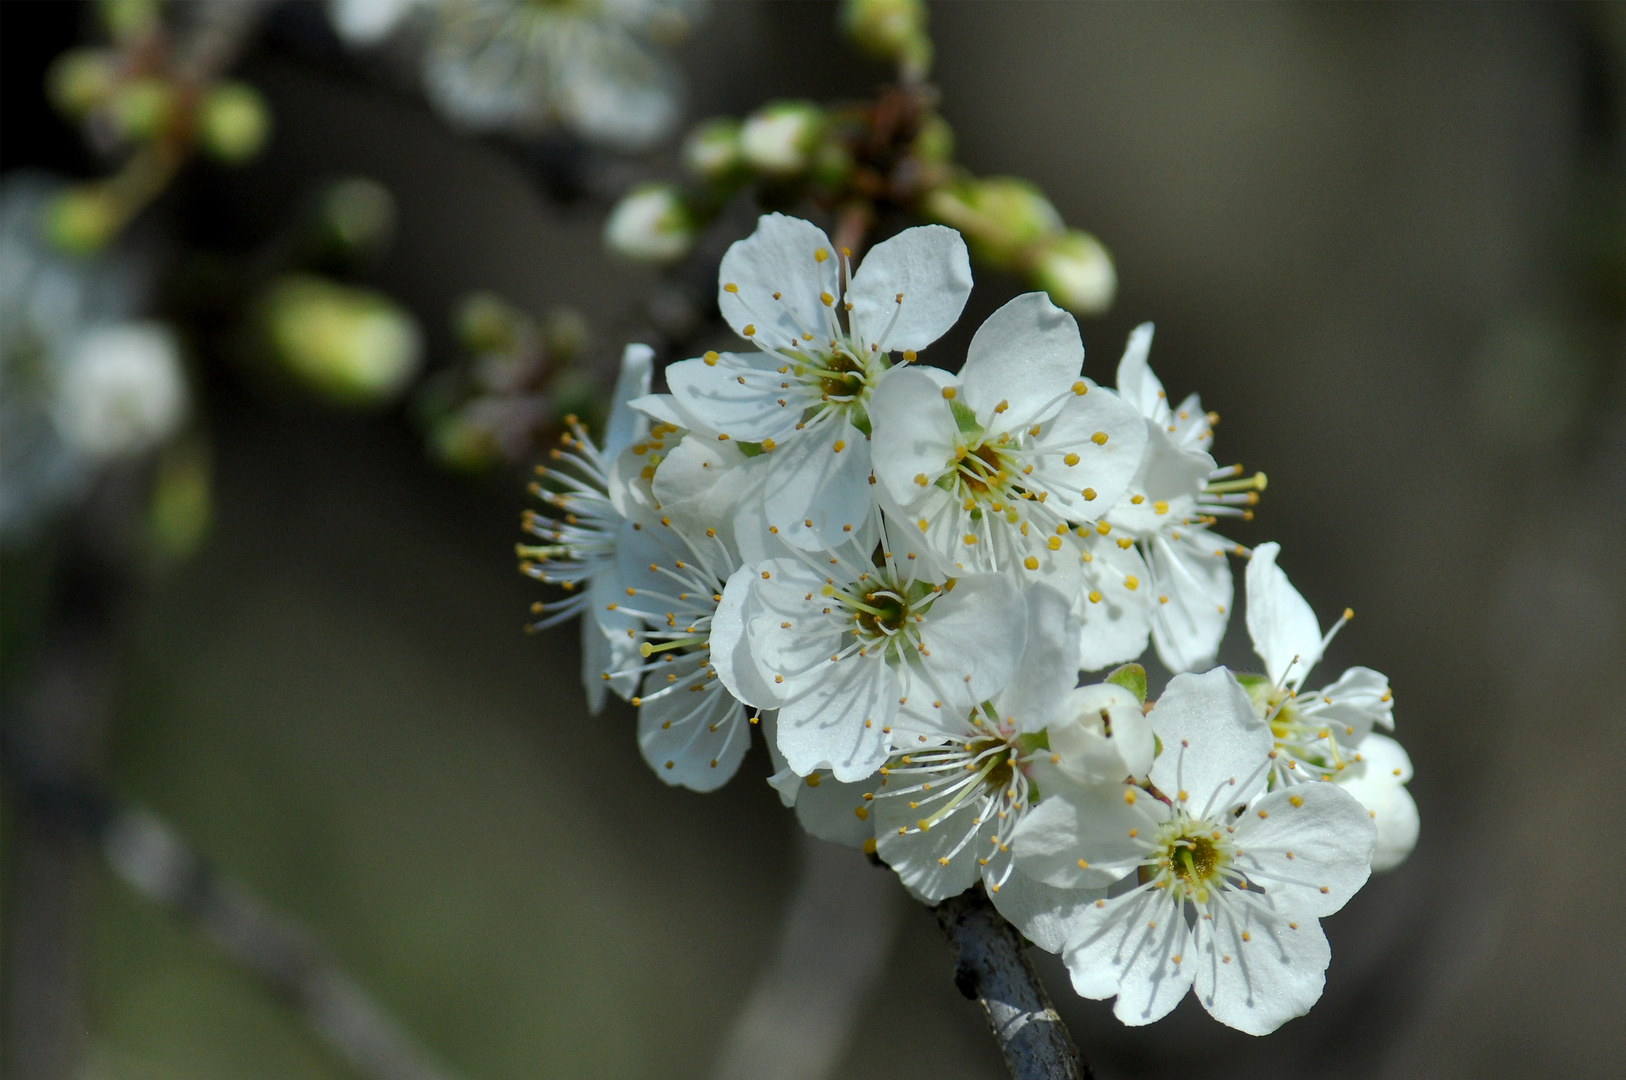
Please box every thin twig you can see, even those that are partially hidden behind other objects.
[933,888,1090,1080]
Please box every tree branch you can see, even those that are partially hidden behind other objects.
[933,888,1090,1080]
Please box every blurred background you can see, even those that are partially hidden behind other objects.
[3,3,1623,1079]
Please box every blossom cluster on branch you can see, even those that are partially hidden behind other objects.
[520,212,1419,1035]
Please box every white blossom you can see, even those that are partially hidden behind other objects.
[519,344,653,712]
[1106,323,1263,673]
[1015,668,1376,1034]
[414,0,702,151]
[870,292,1149,668]
[711,516,1024,782]
[662,213,972,549]
[1243,541,1417,871]
[51,322,187,458]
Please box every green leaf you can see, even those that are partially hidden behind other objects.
[736,440,765,458]
[1104,663,1147,704]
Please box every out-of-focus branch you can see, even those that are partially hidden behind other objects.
[933,889,1090,1080]
[6,767,469,1080]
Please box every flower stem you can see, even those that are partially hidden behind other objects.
[933,888,1090,1080]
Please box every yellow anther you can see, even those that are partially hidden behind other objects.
[1117,537,1133,549]
[1072,380,1088,395]
[1153,500,1169,515]
[1343,607,1354,621]
[820,291,834,306]
[703,351,719,365]
[994,399,1009,413]
[1064,453,1080,466]
[1123,788,1136,804]
[918,518,929,531]
[1082,487,1097,501]
[902,349,917,362]
[1023,556,1039,570]
[1077,859,1090,869]
[833,440,846,452]
[717,433,730,441]
[914,473,929,486]
[963,534,977,545]
[1091,431,1109,445]
[1088,590,1102,603]
[814,248,828,263]
[1289,795,1304,807]
[1096,521,1111,535]
[1124,576,1139,590]
[1046,536,1062,551]
[942,386,957,400]
[742,324,755,336]
[723,283,739,293]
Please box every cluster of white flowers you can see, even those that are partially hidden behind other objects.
[520,213,1418,1035]
[330,0,703,151]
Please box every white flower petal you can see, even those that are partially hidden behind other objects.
[1026,384,1148,520]
[1010,782,1156,890]
[759,420,874,549]
[1062,887,1193,1026]
[1114,321,1169,425]
[664,351,799,441]
[914,573,1027,712]
[1310,665,1395,732]
[1233,783,1375,918]
[1107,422,1212,537]
[868,367,960,508]
[775,654,900,781]
[1245,541,1324,687]
[637,662,751,792]
[1334,732,1418,872]
[1148,532,1232,674]
[650,433,764,541]
[791,770,877,849]
[1147,668,1271,813]
[1045,683,1155,784]
[717,213,839,351]
[710,566,780,709]
[992,583,1081,735]
[603,342,654,456]
[1191,899,1330,1036]
[874,796,984,902]
[987,871,1106,955]
[1076,537,1153,673]
[959,293,1083,429]
[846,225,972,353]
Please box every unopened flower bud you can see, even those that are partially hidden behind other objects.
[909,112,954,166]
[263,275,424,405]
[101,0,162,44]
[1031,230,1116,316]
[604,183,696,264]
[810,139,855,192]
[52,322,188,458]
[922,176,1062,266]
[198,82,271,164]
[317,177,396,259]
[740,101,824,176]
[44,185,120,254]
[682,117,744,182]
[108,76,174,143]
[456,292,534,357]
[47,49,118,118]
[840,0,932,76]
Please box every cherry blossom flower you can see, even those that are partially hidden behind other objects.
[1016,668,1376,1034]
[711,516,1024,782]
[1242,541,1417,871]
[1105,323,1265,672]
[662,213,972,549]
[518,343,653,711]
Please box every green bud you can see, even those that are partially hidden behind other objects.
[1104,663,1147,704]
[740,101,825,176]
[909,112,954,166]
[841,0,932,75]
[108,76,173,143]
[922,176,1062,266]
[455,292,535,357]
[317,177,396,258]
[147,439,212,562]
[100,0,161,44]
[603,183,696,264]
[810,139,855,191]
[262,275,424,405]
[428,411,502,472]
[44,185,120,254]
[682,117,744,182]
[1031,230,1117,317]
[198,82,271,163]
[47,49,118,118]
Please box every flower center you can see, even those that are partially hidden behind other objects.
[821,573,938,655]
[1142,815,1236,903]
